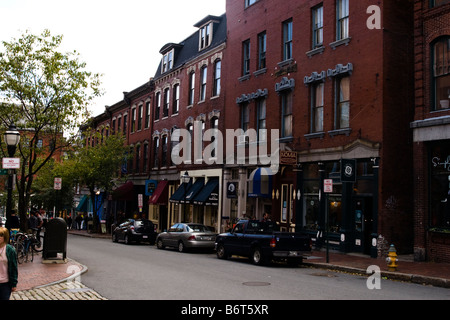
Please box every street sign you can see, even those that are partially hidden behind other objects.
[2,158,20,169]
[54,177,62,190]
[0,169,8,175]
[324,179,333,193]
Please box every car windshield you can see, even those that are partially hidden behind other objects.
[186,225,209,232]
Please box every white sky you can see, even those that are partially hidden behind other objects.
[0,0,226,116]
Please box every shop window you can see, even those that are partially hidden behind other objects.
[430,142,450,230]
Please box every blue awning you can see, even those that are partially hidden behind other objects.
[248,167,273,198]
[169,182,191,203]
[182,178,205,203]
[193,178,219,206]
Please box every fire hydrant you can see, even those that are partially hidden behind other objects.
[386,244,398,271]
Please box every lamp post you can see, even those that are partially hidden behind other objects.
[4,123,20,225]
[181,171,190,222]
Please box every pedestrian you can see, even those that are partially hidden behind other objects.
[5,210,20,231]
[0,227,18,300]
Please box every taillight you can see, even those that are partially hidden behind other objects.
[270,238,276,248]
[188,235,196,241]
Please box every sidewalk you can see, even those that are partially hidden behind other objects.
[12,229,450,299]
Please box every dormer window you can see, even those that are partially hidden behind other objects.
[199,23,212,50]
[162,49,174,73]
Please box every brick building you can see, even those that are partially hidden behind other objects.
[223,0,414,256]
[411,0,450,262]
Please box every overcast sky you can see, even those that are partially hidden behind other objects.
[0,0,226,116]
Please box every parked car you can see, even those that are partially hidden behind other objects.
[112,219,156,245]
[156,223,217,252]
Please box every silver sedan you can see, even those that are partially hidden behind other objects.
[156,223,217,252]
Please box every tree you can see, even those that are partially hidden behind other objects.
[0,29,102,230]
[65,132,130,232]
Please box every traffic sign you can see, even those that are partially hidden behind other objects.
[324,179,333,193]
[2,158,20,169]
[54,177,62,190]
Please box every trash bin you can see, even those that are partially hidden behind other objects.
[43,217,67,261]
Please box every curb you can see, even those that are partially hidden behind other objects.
[303,261,450,289]
[34,259,89,290]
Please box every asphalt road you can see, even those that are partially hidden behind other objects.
[67,234,450,301]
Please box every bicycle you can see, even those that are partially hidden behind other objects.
[15,232,33,264]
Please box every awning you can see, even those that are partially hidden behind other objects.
[169,182,191,203]
[148,180,169,205]
[112,181,134,201]
[193,178,219,206]
[248,167,273,198]
[183,178,205,203]
[76,195,89,212]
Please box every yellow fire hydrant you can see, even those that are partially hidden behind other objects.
[386,244,398,271]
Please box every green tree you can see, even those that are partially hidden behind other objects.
[0,29,102,230]
[66,132,129,232]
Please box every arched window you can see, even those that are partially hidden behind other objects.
[200,65,207,101]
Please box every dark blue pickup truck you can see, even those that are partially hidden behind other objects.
[215,220,311,266]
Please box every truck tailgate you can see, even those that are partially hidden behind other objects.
[273,232,311,251]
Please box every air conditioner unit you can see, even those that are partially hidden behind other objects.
[238,135,248,145]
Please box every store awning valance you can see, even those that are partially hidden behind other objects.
[148,180,169,205]
[193,178,219,206]
[169,182,191,203]
[248,167,273,198]
[182,178,204,203]
[112,181,134,201]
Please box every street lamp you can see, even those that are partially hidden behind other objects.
[181,171,190,222]
[4,123,20,226]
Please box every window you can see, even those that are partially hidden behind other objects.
[123,114,127,134]
[283,19,293,61]
[431,0,450,8]
[336,77,350,129]
[337,0,349,40]
[117,116,122,133]
[258,32,267,70]
[162,135,168,167]
[243,40,251,76]
[200,65,207,101]
[188,72,195,105]
[143,143,149,172]
[430,141,450,230]
[245,0,258,7]
[432,37,450,110]
[145,102,151,129]
[138,104,143,131]
[199,23,212,50]
[312,83,324,132]
[281,92,293,137]
[131,108,136,133]
[213,60,221,96]
[312,5,323,48]
[211,117,219,158]
[257,99,267,141]
[135,144,141,173]
[155,92,161,120]
[241,103,250,132]
[173,84,180,114]
[112,119,116,134]
[153,137,159,168]
[128,146,134,173]
[162,50,174,73]
[163,88,170,117]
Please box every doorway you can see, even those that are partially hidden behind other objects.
[353,197,373,254]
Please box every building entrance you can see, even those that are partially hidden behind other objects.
[353,197,373,254]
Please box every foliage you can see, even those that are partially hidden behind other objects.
[0,29,103,229]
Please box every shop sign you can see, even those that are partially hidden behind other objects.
[341,159,356,182]
[227,182,237,198]
[145,180,157,196]
[280,151,298,166]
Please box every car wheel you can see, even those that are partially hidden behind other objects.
[178,241,186,253]
[216,244,228,260]
[251,247,265,265]
[124,234,130,245]
[112,233,118,243]
[156,238,165,249]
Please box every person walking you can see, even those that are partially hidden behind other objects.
[0,227,18,300]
